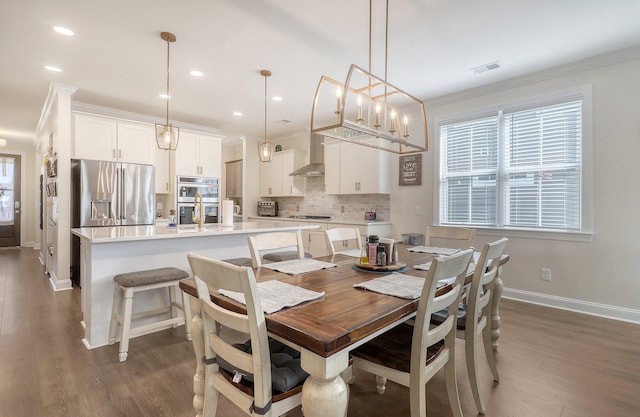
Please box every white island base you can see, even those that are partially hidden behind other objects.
[72,222,318,349]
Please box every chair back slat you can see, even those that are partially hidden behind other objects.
[324,227,362,255]
[426,226,475,249]
[248,230,305,267]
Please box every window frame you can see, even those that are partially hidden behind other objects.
[434,86,594,242]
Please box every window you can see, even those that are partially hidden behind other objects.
[439,99,583,232]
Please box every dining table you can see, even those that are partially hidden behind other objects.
[179,244,509,417]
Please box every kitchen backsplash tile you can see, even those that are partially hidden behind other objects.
[273,176,390,221]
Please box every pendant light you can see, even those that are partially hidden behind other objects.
[310,0,428,154]
[155,31,180,150]
[258,69,274,162]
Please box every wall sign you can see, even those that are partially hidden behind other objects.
[399,154,422,186]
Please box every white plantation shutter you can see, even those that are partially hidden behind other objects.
[440,116,498,225]
[502,101,581,229]
[439,99,582,231]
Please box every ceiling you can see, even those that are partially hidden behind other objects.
[2,0,640,147]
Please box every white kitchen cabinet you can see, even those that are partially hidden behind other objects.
[156,148,171,194]
[260,149,306,197]
[309,230,330,257]
[324,139,391,194]
[174,131,222,178]
[72,113,155,165]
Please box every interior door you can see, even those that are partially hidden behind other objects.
[0,154,21,247]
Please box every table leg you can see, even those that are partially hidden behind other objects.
[300,349,349,417]
[490,266,504,351]
[188,298,205,417]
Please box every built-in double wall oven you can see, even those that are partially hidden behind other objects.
[176,176,220,225]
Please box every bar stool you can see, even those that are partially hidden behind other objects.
[108,267,191,362]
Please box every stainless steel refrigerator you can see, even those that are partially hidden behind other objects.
[71,159,155,285]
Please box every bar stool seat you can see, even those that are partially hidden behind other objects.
[108,267,191,362]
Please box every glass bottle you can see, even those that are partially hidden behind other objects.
[168,209,177,228]
[359,236,369,264]
[368,235,379,265]
[376,246,386,266]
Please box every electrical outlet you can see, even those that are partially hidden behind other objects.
[296,205,300,212]
[541,268,551,281]
[341,206,344,213]
[415,205,422,216]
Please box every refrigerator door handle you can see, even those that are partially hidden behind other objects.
[117,166,125,224]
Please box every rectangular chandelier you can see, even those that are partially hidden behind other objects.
[311,64,428,155]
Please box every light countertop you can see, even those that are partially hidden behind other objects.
[71,221,319,243]
[247,216,391,226]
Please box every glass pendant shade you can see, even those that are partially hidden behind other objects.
[155,123,180,150]
[259,140,273,162]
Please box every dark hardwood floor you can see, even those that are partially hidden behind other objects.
[1,247,639,416]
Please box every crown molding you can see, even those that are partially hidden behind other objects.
[71,102,224,138]
[425,45,640,108]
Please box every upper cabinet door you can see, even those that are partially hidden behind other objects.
[174,131,200,176]
[73,113,156,165]
[73,113,117,161]
[116,121,156,165]
[198,135,222,178]
[174,131,222,178]
[324,141,341,194]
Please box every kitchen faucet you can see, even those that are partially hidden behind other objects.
[193,191,204,229]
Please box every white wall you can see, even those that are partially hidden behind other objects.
[389,55,640,320]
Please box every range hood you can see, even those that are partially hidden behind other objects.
[289,133,324,177]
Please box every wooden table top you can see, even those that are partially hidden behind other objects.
[179,245,509,358]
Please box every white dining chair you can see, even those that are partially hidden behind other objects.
[324,227,362,255]
[247,230,306,268]
[431,236,508,414]
[351,248,474,417]
[425,225,476,249]
[187,254,308,417]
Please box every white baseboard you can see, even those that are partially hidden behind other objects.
[48,271,73,291]
[503,288,640,325]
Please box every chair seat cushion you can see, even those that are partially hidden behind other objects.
[351,323,444,373]
[221,257,254,267]
[431,303,480,330]
[114,267,189,287]
[262,251,312,263]
[216,338,308,393]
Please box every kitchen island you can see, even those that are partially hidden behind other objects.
[71,222,319,349]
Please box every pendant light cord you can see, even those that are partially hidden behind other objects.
[264,73,267,143]
[166,37,170,125]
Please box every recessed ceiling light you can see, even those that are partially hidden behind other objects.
[190,70,204,77]
[53,26,74,36]
[271,96,283,102]
[159,93,170,99]
[233,112,243,116]
[44,65,62,72]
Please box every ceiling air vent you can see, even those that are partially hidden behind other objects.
[471,61,502,74]
[276,119,292,125]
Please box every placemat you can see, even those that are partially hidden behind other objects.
[262,258,337,275]
[407,246,461,255]
[219,280,325,314]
